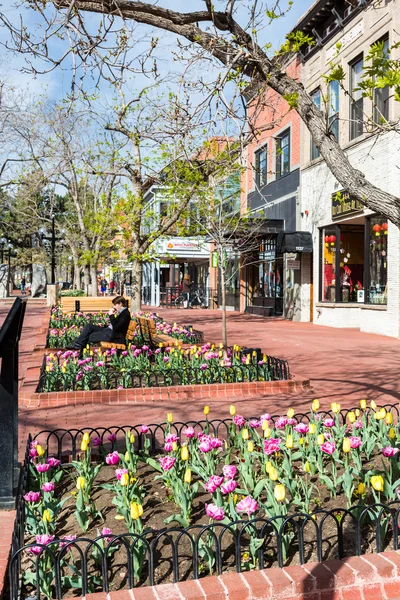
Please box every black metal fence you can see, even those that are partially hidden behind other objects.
[36,355,290,393]
[159,287,219,309]
[10,404,400,599]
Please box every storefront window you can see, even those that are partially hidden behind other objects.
[255,239,283,297]
[368,217,388,304]
[339,225,364,302]
[321,227,337,302]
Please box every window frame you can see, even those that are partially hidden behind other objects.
[373,36,389,124]
[275,129,291,179]
[254,144,268,188]
[350,54,364,140]
[328,80,340,141]
[311,89,321,160]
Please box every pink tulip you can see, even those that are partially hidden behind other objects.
[107,433,117,443]
[236,496,258,516]
[349,436,362,449]
[165,433,179,443]
[105,451,120,465]
[46,457,61,468]
[382,446,399,458]
[36,463,51,473]
[353,420,363,429]
[60,535,77,548]
[183,427,195,439]
[211,438,223,449]
[141,425,149,434]
[260,413,271,423]
[324,419,335,428]
[101,527,113,543]
[205,503,225,521]
[294,423,309,434]
[24,491,41,503]
[41,482,55,493]
[205,475,224,493]
[92,437,102,447]
[115,468,129,480]
[29,448,38,458]
[233,415,246,427]
[159,456,176,471]
[287,418,296,426]
[223,465,237,479]
[263,438,281,455]
[164,442,173,452]
[249,419,261,429]
[320,441,336,455]
[275,417,288,429]
[30,533,55,555]
[221,480,237,494]
[199,439,213,453]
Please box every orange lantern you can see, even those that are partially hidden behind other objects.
[372,224,381,237]
[381,222,388,235]
[329,235,336,247]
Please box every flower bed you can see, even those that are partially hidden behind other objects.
[37,345,288,392]
[47,306,202,348]
[11,401,400,599]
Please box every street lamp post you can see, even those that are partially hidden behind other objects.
[38,216,65,284]
[0,238,7,264]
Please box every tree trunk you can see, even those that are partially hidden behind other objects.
[130,259,143,313]
[90,265,98,296]
[83,265,90,296]
[219,258,228,349]
[73,260,80,290]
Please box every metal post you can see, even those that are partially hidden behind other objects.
[51,216,56,285]
[0,246,3,264]
[0,298,27,507]
[7,250,11,297]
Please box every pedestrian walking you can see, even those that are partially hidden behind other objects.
[20,277,26,295]
[100,278,108,296]
[181,274,193,309]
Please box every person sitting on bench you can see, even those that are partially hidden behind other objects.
[66,296,131,350]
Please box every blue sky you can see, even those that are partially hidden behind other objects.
[1,0,313,101]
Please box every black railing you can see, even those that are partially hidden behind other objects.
[159,287,219,309]
[9,405,400,599]
[0,297,26,508]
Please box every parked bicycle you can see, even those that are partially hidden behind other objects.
[174,288,205,308]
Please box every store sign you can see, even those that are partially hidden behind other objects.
[154,237,210,258]
[331,191,364,220]
[287,260,300,270]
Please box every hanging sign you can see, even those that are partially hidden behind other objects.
[332,191,364,220]
[212,252,218,268]
[287,260,300,270]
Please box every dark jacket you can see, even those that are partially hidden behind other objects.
[182,280,192,293]
[109,308,131,342]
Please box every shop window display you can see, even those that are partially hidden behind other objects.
[322,227,337,302]
[339,225,364,302]
[368,217,388,304]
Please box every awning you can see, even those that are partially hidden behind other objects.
[277,231,313,253]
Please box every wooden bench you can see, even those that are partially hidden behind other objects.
[100,320,137,351]
[137,316,182,348]
[61,297,117,314]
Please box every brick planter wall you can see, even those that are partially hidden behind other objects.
[72,553,400,600]
[20,374,311,409]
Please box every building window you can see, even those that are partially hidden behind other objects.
[374,37,389,123]
[319,217,388,305]
[311,89,321,159]
[254,145,267,188]
[350,56,364,140]
[328,80,339,141]
[275,129,290,178]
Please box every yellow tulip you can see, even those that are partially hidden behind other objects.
[265,461,273,474]
[262,420,269,431]
[269,467,278,481]
[219,343,223,349]
[274,484,286,502]
[317,434,325,445]
[76,476,85,490]
[125,451,130,462]
[120,473,129,486]
[167,412,173,423]
[184,468,192,484]
[45,366,51,373]
[347,412,356,424]
[61,366,66,374]
[263,354,267,362]
[159,342,163,348]
[230,405,236,416]
[309,423,316,434]
[386,412,393,425]
[129,432,135,444]
[80,440,88,452]
[355,409,360,417]
[246,355,250,365]
[360,399,367,410]
[286,434,293,449]
[203,405,210,416]
[357,482,365,495]
[372,400,378,410]
[181,446,189,461]
[172,442,178,452]
[287,408,294,418]
[389,428,396,440]
[83,432,90,444]
[375,408,386,421]
[264,427,271,438]
[370,475,384,492]
[247,441,254,453]
[304,461,311,473]
[218,350,223,358]
[242,428,249,440]
[130,502,143,520]
[331,402,341,414]
[312,399,320,412]
[342,438,351,453]
[43,509,52,523]
[36,444,45,457]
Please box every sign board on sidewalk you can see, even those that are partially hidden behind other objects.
[287,260,300,270]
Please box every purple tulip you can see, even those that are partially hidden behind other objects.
[24,491,41,503]
[205,475,224,493]
[205,503,225,521]
[46,457,61,468]
[200,364,208,371]
[96,361,105,367]
[92,437,102,447]
[222,465,237,479]
[163,357,169,363]
[233,415,246,427]
[236,496,258,516]
[320,441,336,455]
[30,534,55,555]
[263,438,281,455]
[101,527,113,543]
[107,433,117,443]
[221,479,237,495]
[59,534,77,548]
[41,482,55,493]
[287,418,296,426]
[353,420,363,429]
[275,417,288,429]
[105,451,120,465]
[159,456,176,471]
[249,419,261,429]
[36,463,51,473]
[382,446,399,458]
